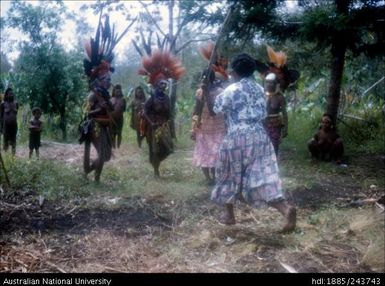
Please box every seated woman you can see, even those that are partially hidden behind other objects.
[308,113,344,164]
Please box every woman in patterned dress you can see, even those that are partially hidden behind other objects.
[209,53,296,232]
[192,69,226,185]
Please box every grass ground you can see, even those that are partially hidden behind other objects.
[0,117,384,273]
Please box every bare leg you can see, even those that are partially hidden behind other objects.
[202,167,211,181]
[112,134,116,149]
[117,132,122,149]
[94,160,103,183]
[210,167,215,179]
[36,149,39,160]
[3,139,9,152]
[210,167,215,184]
[29,149,33,159]
[331,138,344,163]
[153,160,160,178]
[137,131,142,148]
[269,200,296,232]
[219,203,236,225]
[83,142,93,175]
[308,139,319,162]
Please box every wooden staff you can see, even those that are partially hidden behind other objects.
[196,6,234,126]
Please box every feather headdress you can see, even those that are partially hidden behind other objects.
[199,42,229,80]
[84,11,135,86]
[266,46,287,68]
[138,50,185,86]
[254,45,300,92]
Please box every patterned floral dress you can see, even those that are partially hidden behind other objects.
[192,86,226,168]
[211,77,284,208]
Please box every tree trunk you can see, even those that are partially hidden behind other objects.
[59,106,67,141]
[325,0,350,125]
[168,0,177,139]
[326,40,347,125]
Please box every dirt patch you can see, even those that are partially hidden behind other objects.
[284,152,385,209]
[1,190,172,238]
[288,180,363,209]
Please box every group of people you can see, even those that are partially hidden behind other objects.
[189,45,344,232]
[1,15,345,234]
[0,87,43,159]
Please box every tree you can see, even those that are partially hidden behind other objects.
[0,52,12,75]
[4,1,87,140]
[196,0,385,124]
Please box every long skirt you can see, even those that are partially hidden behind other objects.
[192,131,225,168]
[211,130,284,208]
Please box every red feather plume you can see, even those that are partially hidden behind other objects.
[138,50,185,85]
[199,42,229,80]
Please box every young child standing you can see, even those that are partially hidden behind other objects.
[29,107,43,159]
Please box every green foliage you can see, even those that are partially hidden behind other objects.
[339,100,385,154]
[0,52,12,75]
[1,154,89,200]
[4,1,88,140]
[283,108,323,157]
[7,1,66,46]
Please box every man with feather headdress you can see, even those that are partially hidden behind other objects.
[138,50,185,178]
[80,13,133,182]
[255,46,300,156]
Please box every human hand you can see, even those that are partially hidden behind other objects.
[196,88,203,100]
[190,131,196,141]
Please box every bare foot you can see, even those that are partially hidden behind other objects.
[218,211,236,225]
[281,206,296,233]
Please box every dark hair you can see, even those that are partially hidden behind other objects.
[322,113,333,121]
[32,107,42,115]
[201,68,215,84]
[320,113,336,131]
[4,88,13,96]
[112,84,122,97]
[231,53,257,78]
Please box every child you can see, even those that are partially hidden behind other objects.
[29,107,43,159]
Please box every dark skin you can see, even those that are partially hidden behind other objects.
[130,87,146,148]
[143,81,171,178]
[110,85,126,149]
[0,89,18,155]
[29,110,42,159]
[264,76,288,155]
[84,75,113,183]
[308,115,344,163]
